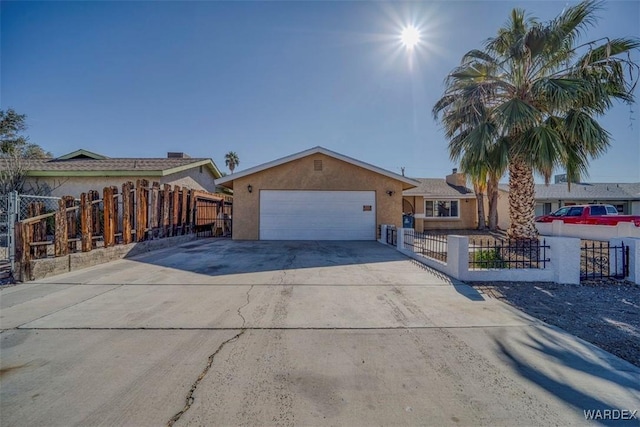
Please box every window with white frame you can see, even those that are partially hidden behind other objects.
[424,200,459,218]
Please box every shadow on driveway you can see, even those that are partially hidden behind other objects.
[125,239,430,278]
[494,326,640,426]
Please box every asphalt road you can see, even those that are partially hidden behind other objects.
[1,240,639,426]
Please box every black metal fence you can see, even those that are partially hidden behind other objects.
[469,238,549,269]
[386,226,397,246]
[402,229,448,262]
[580,241,629,280]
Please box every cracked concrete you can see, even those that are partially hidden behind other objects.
[1,240,639,426]
[166,285,256,425]
[167,329,246,427]
[236,285,254,327]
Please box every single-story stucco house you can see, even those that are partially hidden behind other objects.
[214,146,418,240]
[402,170,478,232]
[6,149,223,197]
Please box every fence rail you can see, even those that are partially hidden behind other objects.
[468,238,549,270]
[402,229,448,262]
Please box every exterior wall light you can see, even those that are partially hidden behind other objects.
[247,184,253,193]
[386,190,395,196]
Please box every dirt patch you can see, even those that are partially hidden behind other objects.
[471,280,640,367]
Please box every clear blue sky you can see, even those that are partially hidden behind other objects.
[2,0,639,182]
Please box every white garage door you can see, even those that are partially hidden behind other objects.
[260,190,376,240]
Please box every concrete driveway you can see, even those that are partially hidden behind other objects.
[1,240,639,426]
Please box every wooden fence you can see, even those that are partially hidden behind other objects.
[16,181,231,275]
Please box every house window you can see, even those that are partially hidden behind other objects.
[425,200,459,218]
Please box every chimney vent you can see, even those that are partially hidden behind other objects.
[452,168,458,174]
[167,152,190,159]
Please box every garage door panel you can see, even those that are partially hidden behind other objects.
[260,191,375,240]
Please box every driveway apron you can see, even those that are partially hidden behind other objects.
[1,240,638,426]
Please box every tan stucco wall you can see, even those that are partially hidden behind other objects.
[403,196,477,232]
[231,153,404,240]
[24,167,217,198]
[496,190,510,230]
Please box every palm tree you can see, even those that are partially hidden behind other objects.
[439,84,508,232]
[224,151,239,174]
[460,152,507,231]
[433,0,639,240]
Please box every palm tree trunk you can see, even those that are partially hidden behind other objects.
[474,184,487,229]
[507,156,538,240]
[487,174,499,231]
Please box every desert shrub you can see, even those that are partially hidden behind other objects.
[473,249,506,269]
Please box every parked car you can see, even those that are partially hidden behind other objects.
[535,204,640,226]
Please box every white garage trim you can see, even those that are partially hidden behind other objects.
[260,190,376,240]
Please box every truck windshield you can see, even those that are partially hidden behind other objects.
[552,207,570,216]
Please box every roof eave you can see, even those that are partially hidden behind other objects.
[23,159,222,178]
[26,170,164,177]
[215,146,418,188]
[56,149,108,160]
[402,192,476,199]
[162,159,222,178]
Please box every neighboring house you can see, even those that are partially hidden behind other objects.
[534,182,640,215]
[402,170,477,232]
[7,149,223,197]
[215,146,418,240]
[498,182,640,217]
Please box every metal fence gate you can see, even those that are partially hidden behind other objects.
[580,241,629,280]
[0,192,62,276]
[0,193,13,275]
[386,226,397,246]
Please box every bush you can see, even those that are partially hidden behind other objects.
[473,249,506,269]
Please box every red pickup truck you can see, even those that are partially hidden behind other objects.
[535,204,640,226]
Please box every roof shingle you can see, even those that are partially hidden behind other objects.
[402,178,474,197]
[498,182,640,200]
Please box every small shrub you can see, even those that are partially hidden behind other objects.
[473,249,506,269]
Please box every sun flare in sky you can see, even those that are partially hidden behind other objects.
[400,25,420,50]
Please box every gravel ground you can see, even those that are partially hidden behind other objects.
[471,280,640,367]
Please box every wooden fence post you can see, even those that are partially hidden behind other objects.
[136,179,149,242]
[89,190,100,246]
[63,196,76,253]
[181,187,188,235]
[30,202,47,258]
[103,186,115,247]
[172,185,180,236]
[54,198,69,257]
[20,222,32,281]
[162,184,171,237]
[150,182,160,239]
[80,192,92,252]
[112,187,119,243]
[122,182,133,244]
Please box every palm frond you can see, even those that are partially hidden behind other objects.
[494,99,542,134]
[563,110,611,157]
